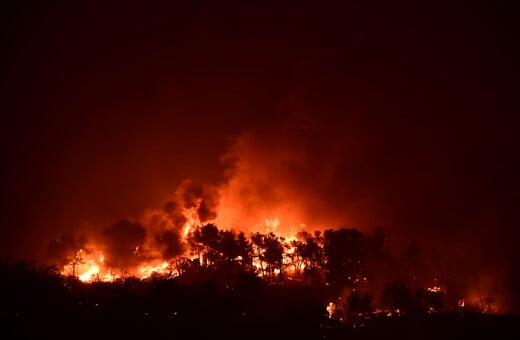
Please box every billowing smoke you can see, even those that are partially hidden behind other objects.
[140,208,185,261]
[212,52,514,256]
[212,55,404,236]
[175,179,220,223]
[217,129,301,232]
[208,55,517,311]
[38,54,515,311]
[163,200,188,229]
[68,179,220,270]
[157,230,184,259]
[215,116,367,236]
[101,219,147,268]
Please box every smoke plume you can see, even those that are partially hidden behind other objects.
[101,219,147,268]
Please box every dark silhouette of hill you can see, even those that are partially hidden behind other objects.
[1,259,518,340]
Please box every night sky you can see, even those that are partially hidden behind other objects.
[1,0,517,275]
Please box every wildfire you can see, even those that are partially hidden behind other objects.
[138,262,170,279]
[182,200,202,237]
[51,202,504,317]
[59,210,312,283]
[57,200,211,282]
[61,249,106,282]
[63,250,176,283]
[264,218,280,232]
[78,262,99,282]
[462,291,500,314]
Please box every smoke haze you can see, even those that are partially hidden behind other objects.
[1,0,517,311]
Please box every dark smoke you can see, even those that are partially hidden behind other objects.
[175,179,219,223]
[211,50,517,311]
[155,230,184,259]
[101,219,146,268]
[163,200,188,230]
[141,208,185,260]
[145,179,220,259]
[46,234,88,267]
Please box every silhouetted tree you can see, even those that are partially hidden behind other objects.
[381,281,412,311]
[189,223,219,267]
[251,232,266,276]
[47,234,89,275]
[412,287,445,312]
[402,241,422,292]
[323,228,367,286]
[365,228,390,276]
[236,231,254,271]
[251,232,284,283]
[217,230,239,262]
[216,229,239,287]
[289,238,304,278]
[294,231,325,284]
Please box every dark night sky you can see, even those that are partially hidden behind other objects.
[0,1,517,264]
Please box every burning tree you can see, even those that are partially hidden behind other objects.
[188,223,220,268]
[42,221,502,316]
[292,231,325,285]
[251,232,284,283]
[323,228,367,287]
[46,234,91,277]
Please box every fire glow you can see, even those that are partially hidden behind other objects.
[61,214,302,283]
[52,212,502,315]
[47,177,505,315]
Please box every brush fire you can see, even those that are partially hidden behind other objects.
[45,180,503,317]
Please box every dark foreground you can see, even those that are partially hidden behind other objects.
[6,305,518,340]
[324,313,518,340]
[1,268,518,339]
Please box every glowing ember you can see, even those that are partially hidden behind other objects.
[326,302,336,318]
[427,286,443,293]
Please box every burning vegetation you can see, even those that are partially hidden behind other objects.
[2,159,516,339]
[3,123,515,337]
[3,208,514,339]
[40,183,504,318]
